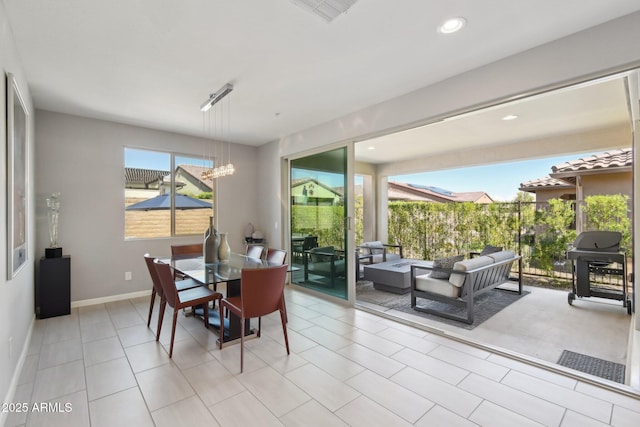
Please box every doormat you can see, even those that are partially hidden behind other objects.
[557,350,625,383]
[356,281,528,330]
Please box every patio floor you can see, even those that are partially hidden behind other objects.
[356,282,632,384]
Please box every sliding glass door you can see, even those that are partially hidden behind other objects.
[289,147,349,299]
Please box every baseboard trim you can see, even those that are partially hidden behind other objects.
[71,289,152,308]
[1,315,35,427]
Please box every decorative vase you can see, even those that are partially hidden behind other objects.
[244,222,255,242]
[218,233,231,262]
[45,192,62,258]
[46,192,61,248]
[203,216,219,263]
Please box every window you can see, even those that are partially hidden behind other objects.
[124,148,214,239]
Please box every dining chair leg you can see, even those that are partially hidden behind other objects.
[156,299,166,341]
[218,304,225,349]
[257,317,261,337]
[240,315,245,373]
[147,289,156,327]
[202,301,209,328]
[282,293,288,323]
[169,310,178,358]
[280,307,290,355]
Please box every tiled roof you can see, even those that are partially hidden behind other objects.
[551,148,632,174]
[124,168,169,186]
[177,164,214,189]
[519,176,573,192]
[388,182,492,203]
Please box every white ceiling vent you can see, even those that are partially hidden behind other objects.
[290,0,359,22]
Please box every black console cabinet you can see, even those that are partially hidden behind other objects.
[36,256,71,319]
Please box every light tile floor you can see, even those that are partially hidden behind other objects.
[6,287,640,427]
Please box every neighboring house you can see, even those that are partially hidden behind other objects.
[124,167,169,190]
[292,178,343,205]
[125,165,213,201]
[519,148,632,202]
[519,148,632,230]
[388,182,494,204]
[175,164,214,194]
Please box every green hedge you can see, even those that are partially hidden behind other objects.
[388,195,630,276]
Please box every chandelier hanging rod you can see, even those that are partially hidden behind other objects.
[200,83,233,112]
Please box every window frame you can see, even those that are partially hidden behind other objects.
[124,146,215,240]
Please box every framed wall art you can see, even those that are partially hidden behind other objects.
[6,72,29,279]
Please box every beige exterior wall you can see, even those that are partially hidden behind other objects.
[581,172,632,198]
[533,188,574,203]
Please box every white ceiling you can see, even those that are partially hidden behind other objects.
[5,0,640,157]
[355,75,633,164]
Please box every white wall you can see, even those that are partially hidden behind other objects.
[0,1,37,419]
[34,110,258,302]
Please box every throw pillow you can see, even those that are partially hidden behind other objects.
[429,255,464,279]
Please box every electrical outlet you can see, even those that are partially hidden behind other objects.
[125,272,132,281]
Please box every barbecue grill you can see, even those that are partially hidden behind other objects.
[566,231,632,314]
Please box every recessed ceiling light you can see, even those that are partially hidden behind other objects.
[438,17,466,34]
[502,114,519,121]
[367,146,376,150]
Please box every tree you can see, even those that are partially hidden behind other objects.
[532,198,576,276]
[583,194,631,254]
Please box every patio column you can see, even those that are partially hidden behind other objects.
[575,175,584,233]
[377,177,389,243]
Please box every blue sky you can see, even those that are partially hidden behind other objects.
[125,148,212,169]
[129,146,596,201]
[390,153,591,201]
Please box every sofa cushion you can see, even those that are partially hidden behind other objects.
[361,241,384,255]
[429,255,464,279]
[487,250,515,263]
[449,256,494,287]
[415,274,460,298]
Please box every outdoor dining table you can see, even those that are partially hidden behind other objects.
[164,252,277,343]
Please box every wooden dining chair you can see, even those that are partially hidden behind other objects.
[218,264,289,372]
[153,259,222,358]
[143,254,200,332]
[245,244,264,260]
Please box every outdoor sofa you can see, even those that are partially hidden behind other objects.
[303,246,346,287]
[410,250,521,324]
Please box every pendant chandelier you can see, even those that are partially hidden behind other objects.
[200,83,235,180]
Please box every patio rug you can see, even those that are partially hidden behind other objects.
[557,350,625,383]
[356,281,528,330]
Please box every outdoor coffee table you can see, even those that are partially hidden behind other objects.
[363,259,433,294]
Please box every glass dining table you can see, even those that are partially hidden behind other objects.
[164,252,278,343]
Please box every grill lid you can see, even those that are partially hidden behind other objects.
[572,231,621,252]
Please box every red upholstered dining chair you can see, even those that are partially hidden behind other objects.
[265,248,288,322]
[218,264,289,372]
[153,259,222,358]
[245,244,264,260]
[171,243,203,279]
[143,254,200,332]
[266,248,287,265]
